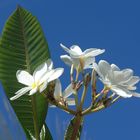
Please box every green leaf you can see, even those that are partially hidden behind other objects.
[27,123,53,140]
[40,123,53,140]
[0,6,52,139]
[64,116,83,140]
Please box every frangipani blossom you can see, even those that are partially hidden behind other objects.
[93,60,140,98]
[10,59,64,100]
[53,79,75,106]
[60,43,105,71]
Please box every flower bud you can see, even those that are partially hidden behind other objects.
[84,73,91,86]
[103,97,112,107]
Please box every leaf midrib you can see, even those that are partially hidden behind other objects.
[17,7,40,140]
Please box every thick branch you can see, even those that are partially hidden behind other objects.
[70,115,83,140]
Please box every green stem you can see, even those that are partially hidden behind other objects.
[91,70,96,102]
[74,70,79,109]
[74,91,79,109]
[81,105,92,116]
[75,70,79,82]
[82,104,104,116]
[82,95,121,116]
[81,91,103,116]
[50,100,76,115]
[112,96,121,103]
[42,93,76,115]
[79,86,88,110]
[95,93,102,98]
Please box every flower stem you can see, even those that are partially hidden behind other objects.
[74,70,80,109]
[79,86,88,110]
[111,96,121,103]
[82,95,121,116]
[74,91,79,109]
[81,105,92,116]
[91,70,96,102]
[42,93,76,115]
[76,71,79,82]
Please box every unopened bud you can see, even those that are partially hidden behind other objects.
[84,73,91,86]
[91,69,96,85]
[72,81,77,90]
[76,81,83,91]
[103,97,112,107]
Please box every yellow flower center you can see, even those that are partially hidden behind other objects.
[31,81,40,89]
[32,83,37,89]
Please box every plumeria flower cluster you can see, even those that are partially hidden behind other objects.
[10,43,140,116]
[60,44,140,98]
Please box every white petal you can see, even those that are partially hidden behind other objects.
[92,63,104,78]
[66,98,75,106]
[39,70,55,84]
[54,79,62,99]
[16,70,34,86]
[122,69,133,79]
[132,92,140,97]
[63,84,74,98]
[39,81,48,93]
[98,60,111,78]
[29,87,38,95]
[70,45,83,55]
[46,59,53,70]
[84,57,95,69]
[84,49,105,57]
[100,78,111,86]
[60,55,72,66]
[113,71,125,83]
[111,64,120,71]
[49,104,56,107]
[111,86,132,98]
[48,68,64,82]
[84,48,98,54]
[114,69,133,84]
[85,65,94,69]
[124,76,140,86]
[127,86,137,90]
[60,43,70,54]
[33,62,48,83]
[71,57,80,67]
[106,70,116,84]
[10,87,31,100]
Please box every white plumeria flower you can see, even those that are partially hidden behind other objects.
[93,60,140,98]
[60,43,105,71]
[10,59,64,100]
[53,79,75,106]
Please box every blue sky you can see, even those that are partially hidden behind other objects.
[0,0,140,140]
[0,84,26,140]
